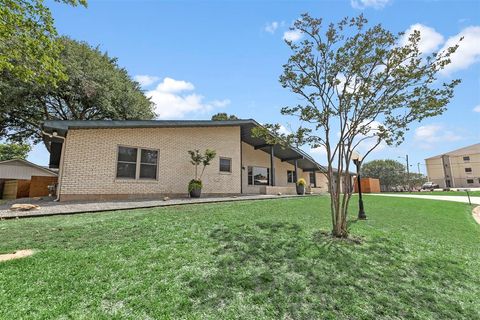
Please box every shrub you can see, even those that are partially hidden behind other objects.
[188,179,202,192]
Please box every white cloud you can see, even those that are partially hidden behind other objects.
[278,125,291,135]
[211,99,231,108]
[265,21,279,34]
[146,77,230,119]
[283,29,303,42]
[351,0,391,9]
[440,26,480,75]
[473,105,480,112]
[156,77,195,93]
[414,124,462,148]
[134,75,160,87]
[310,146,327,155]
[401,24,444,54]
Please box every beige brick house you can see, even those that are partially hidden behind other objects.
[425,143,480,188]
[42,119,335,201]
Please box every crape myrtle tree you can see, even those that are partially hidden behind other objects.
[1,37,155,149]
[254,14,460,238]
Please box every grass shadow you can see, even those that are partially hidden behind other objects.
[183,222,479,319]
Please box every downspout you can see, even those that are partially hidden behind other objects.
[42,131,65,202]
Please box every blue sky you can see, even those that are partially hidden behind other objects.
[29,0,480,174]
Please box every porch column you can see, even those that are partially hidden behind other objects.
[270,146,275,186]
[294,160,298,183]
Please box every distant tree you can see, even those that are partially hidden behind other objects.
[0,0,87,86]
[408,172,428,189]
[254,14,460,237]
[211,113,239,121]
[0,143,31,161]
[361,159,405,191]
[0,37,155,148]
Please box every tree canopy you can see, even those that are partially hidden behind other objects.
[254,14,460,237]
[0,0,87,86]
[361,159,405,191]
[211,113,239,121]
[1,37,155,146]
[0,143,31,161]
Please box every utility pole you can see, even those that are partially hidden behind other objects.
[406,154,410,191]
[417,162,421,174]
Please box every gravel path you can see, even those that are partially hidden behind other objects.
[0,194,307,219]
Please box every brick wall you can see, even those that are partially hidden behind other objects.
[59,127,241,200]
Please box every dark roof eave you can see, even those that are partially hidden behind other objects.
[41,119,332,172]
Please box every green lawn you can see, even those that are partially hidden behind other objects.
[1,197,479,319]
[386,191,480,197]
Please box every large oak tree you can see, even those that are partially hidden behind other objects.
[1,37,155,148]
[0,0,87,86]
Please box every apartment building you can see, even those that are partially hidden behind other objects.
[425,143,480,188]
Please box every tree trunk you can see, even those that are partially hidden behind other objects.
[329,172,349,238]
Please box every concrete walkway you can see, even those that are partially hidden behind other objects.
[0,194,307,219]
[367,193,480,205]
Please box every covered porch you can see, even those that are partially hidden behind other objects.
[239,121,326,194]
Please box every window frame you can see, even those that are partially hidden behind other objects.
[465,167,472,173]
[466,179,474,184]
[219,157,232,173]
[116,145,159,181]
[463,156,470,162]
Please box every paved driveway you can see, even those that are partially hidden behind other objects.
[368,193,480,205]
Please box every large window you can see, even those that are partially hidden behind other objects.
[287,170,296,183]
[465,167,472,173]
[467,179,474,184]
[248,166,269,185]
[219,157,232,173]
[463,156,470,162]
[117,146,158,180]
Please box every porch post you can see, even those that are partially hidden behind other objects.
[270,145,275,186]
[294,160,298,183]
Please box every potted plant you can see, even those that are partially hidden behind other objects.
[187,149,216,198]
[296,178,306,195]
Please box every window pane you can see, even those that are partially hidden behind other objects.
[287,170,295,183]
[141,149,158,164]
[253,167,269,185]
[248,167,253,185]
[220,158,231,172]
[117,162,136,178]
[118,147,137,162]
[140,164,157,179]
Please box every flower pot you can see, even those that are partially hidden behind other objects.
[189,187,202,198]
[296,185,305,195]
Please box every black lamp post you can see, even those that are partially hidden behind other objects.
[352,152,367,220]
